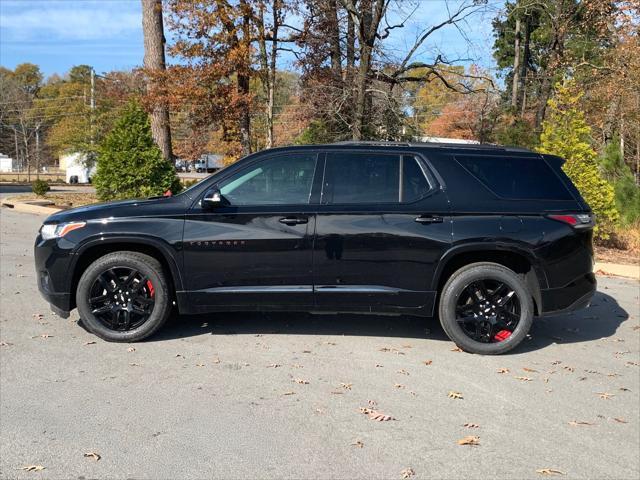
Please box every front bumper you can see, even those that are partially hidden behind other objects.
[34,234,76,317]
[539,272,596,316]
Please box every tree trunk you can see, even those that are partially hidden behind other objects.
[518,15,530,116]
[326,0,342,78]
[511,16,521,109]
[141,0,173,161]
[238,6,252,156]
[346,11,355,79]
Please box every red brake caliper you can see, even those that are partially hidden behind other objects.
[493,330,511,342]
[146,280,155,298]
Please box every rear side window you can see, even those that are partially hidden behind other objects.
[322,153,432,204]
[455,155,573,200]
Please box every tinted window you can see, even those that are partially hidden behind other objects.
[323,153,400,204]
[219,153,316,205]
[456,155,573,200]
[402,156,432,202]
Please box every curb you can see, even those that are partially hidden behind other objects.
[1,197,62,215]
[594,262,640,281]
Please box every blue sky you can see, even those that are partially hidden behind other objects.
[0,0,499,79]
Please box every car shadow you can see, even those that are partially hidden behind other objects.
[150,291,629,353]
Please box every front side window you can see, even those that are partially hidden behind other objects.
[218,153,317,205]
[322,152,431,204]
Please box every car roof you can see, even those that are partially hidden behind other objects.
[262,141,534,155]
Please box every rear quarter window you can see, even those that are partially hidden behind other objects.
[455,155,574,200]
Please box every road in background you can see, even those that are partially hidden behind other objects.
[1,206,639,479]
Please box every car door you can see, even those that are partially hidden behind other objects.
[313,150,451,314]
[183,151,320,308]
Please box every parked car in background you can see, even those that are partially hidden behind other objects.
[34,142,595,354]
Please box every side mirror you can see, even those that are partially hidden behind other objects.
[202,189,227,208]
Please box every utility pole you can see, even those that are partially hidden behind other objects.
[511,15,521,109]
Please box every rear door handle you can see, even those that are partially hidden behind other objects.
[415,215,443,224]
[279,216,309,226]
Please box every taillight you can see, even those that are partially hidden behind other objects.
[547,213,594,229]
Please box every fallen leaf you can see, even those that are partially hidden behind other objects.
[340,382,353,390]
[19,465,45,472]
[127,347,136,352]
[401,467,415,478]
[175,354,184,358]
[563,366,575,372]
[497,368,510,374]
[457,435,480,446]
[375,364,384,367]
[195,363,205,367]
[626,361,639,367]
[514,376,533,381]
[596,392,614,399]
[422,360,433,366]
[266,363,281,368]
[293,378,309,385]
[463,423,480,428]
[551,360,562,365]
[282,391,296,396]
[568,421,594,426]
[84,452,101,461]
[523,367,539,373]
[324,341,337,346]
[394,383,405,389]
[212,357,221,364]
[450,347,463,352]
[397,369,409,375]
[291,363,303,368]
[448,391,463,399]
[613,417,628,423]
[129,363,141,367]
[302,350,312,353]
[84,341,96,345]
[0,341,14,347]
[536,468,566,476]
[401,344,413,349]
[31,334,53,339]
[351,440,364,448]
[619,387,631,392]
[359,407,394,421]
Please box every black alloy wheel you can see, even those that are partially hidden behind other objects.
[89,267,155,331]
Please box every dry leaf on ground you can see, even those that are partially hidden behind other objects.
[127,347,136,352]
[523,367,539,372]
[19,465,45,471]
[84,452,101,461]
[596,392,614,399]
[84,341,96,345]
[340,382,353,390]
[497,368,510,374]
[266,363,281,368]
[568,421,594,426]
[457,435,480,446]
[293,378,309,385]
[448,391,463,399]
[613,417,628,423]
[351,440,364,448]
[282,391,296,396]
[463,423,480,428]
[450,347,463,352]
[536,468,566,476]
[359,407,394,421]
[394,383,405,389]
[515,376,533,381]
[422,360,433,366]
[397,369,409,375]
[401,467,415,478]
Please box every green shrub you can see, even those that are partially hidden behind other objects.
[93,101,182,201]
[598,136,640,225]
[537,81,619,240]
[32,179,50,196]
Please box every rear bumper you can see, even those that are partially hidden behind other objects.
[539,272,596,316]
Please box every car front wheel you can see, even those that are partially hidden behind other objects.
[76,251,172,342]
[438,262,534,355]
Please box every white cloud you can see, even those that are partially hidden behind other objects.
[0,1,141,41]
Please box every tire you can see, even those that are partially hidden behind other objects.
[76,251,172,342]
[438,262,534,355]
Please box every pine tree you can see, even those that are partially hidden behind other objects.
[538,81,618,239]
[94,101,181,201]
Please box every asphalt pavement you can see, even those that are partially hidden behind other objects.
[1,206,639,479]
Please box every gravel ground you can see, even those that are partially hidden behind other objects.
[1,206,639,480]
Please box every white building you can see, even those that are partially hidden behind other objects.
[0,153,13,172]
[418,136,480,144]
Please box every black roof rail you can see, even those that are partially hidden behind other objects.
[330,140,532,153]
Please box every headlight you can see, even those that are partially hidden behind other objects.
[40,221,86,240]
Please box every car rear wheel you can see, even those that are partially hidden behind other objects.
[76,251,171,342]
[438,262,533,355]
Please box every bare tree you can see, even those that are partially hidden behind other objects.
[142,0,173,161]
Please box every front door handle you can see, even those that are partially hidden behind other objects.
[279,216,309,226]
[415,215,443,224]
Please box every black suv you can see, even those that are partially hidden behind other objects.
[34,142,596,354]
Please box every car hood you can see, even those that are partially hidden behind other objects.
[43,196,187,224]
